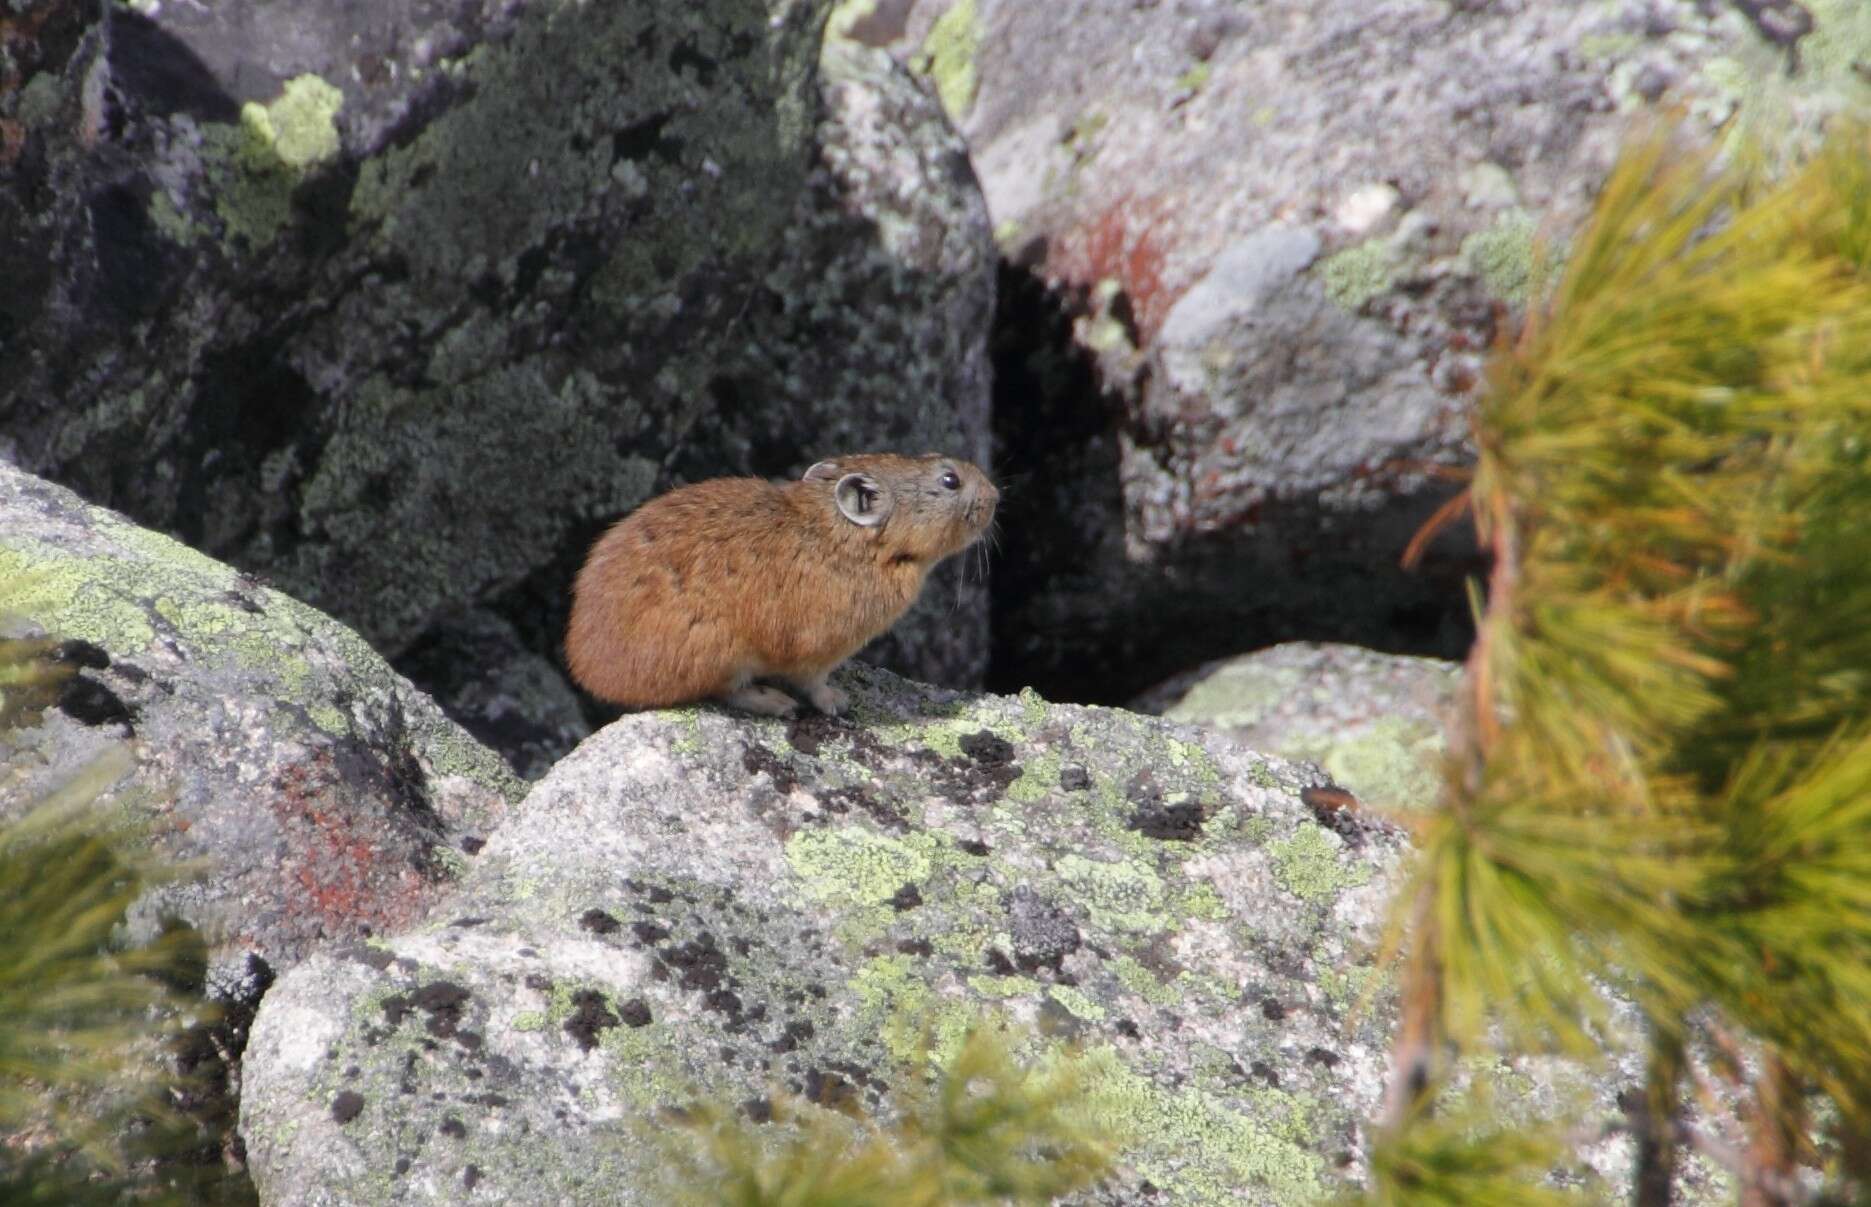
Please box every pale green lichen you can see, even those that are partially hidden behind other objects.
[1176,880,1229,921]
[1005,752,1062,804]
[1174,61,1211,94]
[147,190,200,245]
[1075,1044,1324,1203]
[243,75,344,170]
[1318,239,1397,310]
[1053,854,1168,934]
[913,0,980,121]
[511,1011,548,1032]
[198,75,344,249]
[1047,984,1107,1022]
[0,547,158,650]
[1461,208,1543,304]
[785,828,932,908]
[1165,662,1294,729]
[1316,715,1446,814]
[1268,824,1370,903]
[1112,957,1180,1008]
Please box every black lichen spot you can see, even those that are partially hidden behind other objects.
[667,41,719,86]
[623,878,678,905]
[1059,764,1092,791]
[331,1090,365,1123]
[455,1030,483,1052]
[787,714,841,755]
[612,111,683,164]
[888,882,923,912]
[770,1018,815,1053]
[742,743,798,792]
[1306,1047,1340,1069]
[383,982,471,1039]
[463,1164,481,1190]
[579,909,621,935]
[563,989,620,1052]
[706,988,746,1027]
[1126,800,1208,842]
[1260,998,1286,1021]
[630,920,670,945]
[741,1096,773,1123]
[393,1156,411,1177]
[983,948,1017,975]
[459,835,486,855]
[1250,1059,1280,1087]
[448,916,490,928]
[959,730,1015,765]
[802,1067,858,1113]
[1115,1018,1141,1039]
[618,998,652,1028]
[957,838,990,857]
[58,676,133,729]
[346,945,396,972]
[895,937,933,958]
[414,983,471,1038]
[52,640,110,669]
[660,933,731,995]
[440,1116,466,1138]
[819,785,908,832]
[524,972,553,992]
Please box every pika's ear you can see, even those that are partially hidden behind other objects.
[833,472,893,527]
[803,460,842,482]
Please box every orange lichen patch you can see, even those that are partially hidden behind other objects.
[1048,194,1179,342]
[268,757,436,938]
[0,119,23,170]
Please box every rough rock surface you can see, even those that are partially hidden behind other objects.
[0,460,523,970]
[241,665,1409,1205]
[0,0,998,751]
[874,0,1871,699]
[1134,642,1462,816]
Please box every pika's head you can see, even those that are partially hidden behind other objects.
[802,453,998,565]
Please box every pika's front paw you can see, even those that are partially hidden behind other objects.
[722,685,800,717]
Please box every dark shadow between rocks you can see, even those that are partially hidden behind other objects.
[985,259,1480,706]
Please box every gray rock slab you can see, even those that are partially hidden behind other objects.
[0,461,522,969]
[1135,642,1463,817]
[241,664,1408,1204]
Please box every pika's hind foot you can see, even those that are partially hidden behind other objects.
[721,685,799,717]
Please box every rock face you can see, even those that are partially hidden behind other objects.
[0,0,997,758]
[0,461,523,970]
[871,0,1871,700]
[240,665,1407,1205]
[1135,642,1462,817]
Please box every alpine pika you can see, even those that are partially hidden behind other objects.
[565,453,997,718]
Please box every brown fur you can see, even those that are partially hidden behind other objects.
[565,453,997,714]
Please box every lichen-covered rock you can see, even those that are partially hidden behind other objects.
[0,460,523,969]
[879,0,1871,696]
[240,664,1407,1205]
[0,0,996,730]
[1135,642,1462,816]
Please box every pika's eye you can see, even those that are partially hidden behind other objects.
[939,470,962,490]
